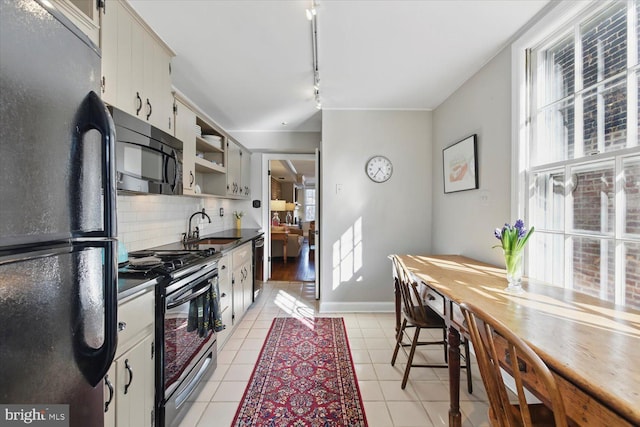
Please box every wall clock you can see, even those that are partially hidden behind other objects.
[365,155,393,183]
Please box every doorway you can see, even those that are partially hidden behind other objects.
[262,154,318,292]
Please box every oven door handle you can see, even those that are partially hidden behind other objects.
[167,283,211,309]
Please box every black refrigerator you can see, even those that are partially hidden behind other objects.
[0,1,117,426]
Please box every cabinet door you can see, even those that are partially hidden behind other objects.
[242,261,253,313]
[152,45,174,133]
[232,264,243,325]
[240,148,251,198]
[115,334,155,427]
[99,0,118,105]
[226,140,241,196]
[129,15,146,119]
[116,2,135,116]
[174,99,196,194]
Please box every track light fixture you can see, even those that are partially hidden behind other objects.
[307,1,321,110]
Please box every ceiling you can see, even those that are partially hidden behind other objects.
[128,0,550,135]
[270,159,316,185]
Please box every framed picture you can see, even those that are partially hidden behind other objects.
[443,134,478,193]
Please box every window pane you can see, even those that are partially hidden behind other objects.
[531,170,564,231]
[624,241,640,309]
[582,77,627,154]
[533,98,574,165]
[624,156,640,236]
[542,34,574,105]
[304,189,315,204]
[581,3,627,87]
[305,206,315,221]
[570,162,615,234]
[529,232,564,285]
[571,236,615,302]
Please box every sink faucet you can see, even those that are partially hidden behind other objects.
[185,208,211,242]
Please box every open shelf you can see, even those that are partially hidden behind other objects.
[195,157,226,173]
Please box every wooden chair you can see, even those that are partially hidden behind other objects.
[460,302,568,427]
[391,257,473,391]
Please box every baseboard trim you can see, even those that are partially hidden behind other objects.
[319,301,395,313]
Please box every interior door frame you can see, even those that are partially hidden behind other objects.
[261,153,318,288]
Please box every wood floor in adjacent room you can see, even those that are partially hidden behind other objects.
[269,239,315,283]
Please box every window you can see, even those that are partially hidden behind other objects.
[525,0,640,309]
[304,188,316,221]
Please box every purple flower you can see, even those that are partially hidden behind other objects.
[514,219,527,238]
[492,219,535,252]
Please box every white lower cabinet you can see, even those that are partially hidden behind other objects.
[104,289,155,427]
[232,242,253,324]
[216,242,254,351]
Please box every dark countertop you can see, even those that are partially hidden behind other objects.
[117,229,264,297]
[117,276,158,300]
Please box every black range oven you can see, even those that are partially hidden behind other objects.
[120,250,220,427]
[161,257,218,427]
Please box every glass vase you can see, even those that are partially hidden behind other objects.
[503,249,524,294]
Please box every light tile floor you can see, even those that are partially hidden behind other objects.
[178,281,491,427]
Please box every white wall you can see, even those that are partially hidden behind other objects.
[431,47,512,267]
[320,110,432,312]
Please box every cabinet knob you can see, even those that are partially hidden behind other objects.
[118,321,127,332]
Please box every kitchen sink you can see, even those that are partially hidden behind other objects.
[197,238,239,245]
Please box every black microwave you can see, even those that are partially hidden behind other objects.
[109,106,183,195]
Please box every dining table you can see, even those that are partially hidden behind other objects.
[391,254,640,427]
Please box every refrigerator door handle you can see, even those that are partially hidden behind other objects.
[73,91,117,238]
[71,93,118,386]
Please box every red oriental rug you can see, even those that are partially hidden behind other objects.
[232,317,368,426]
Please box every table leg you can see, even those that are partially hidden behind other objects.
[448,325,461,427]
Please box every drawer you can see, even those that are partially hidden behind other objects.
[218,254,231,283]
[232,243,252,265]
[423,287,445,318]
[450,302,466,333]
[219,285,231,311]
[117,289,154,353]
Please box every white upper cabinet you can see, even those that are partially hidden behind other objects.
[100,0,175,133]
[173,97,197,195]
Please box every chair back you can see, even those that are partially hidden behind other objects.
[391,256,432,326]
[460,302,568,427]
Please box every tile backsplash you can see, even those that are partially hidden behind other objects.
[117,194,255,252]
